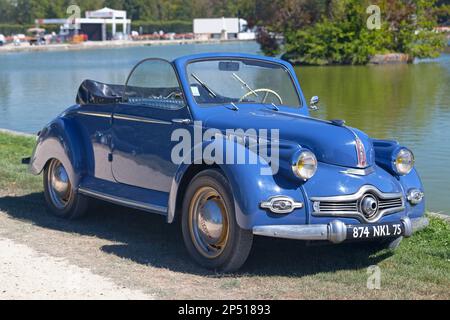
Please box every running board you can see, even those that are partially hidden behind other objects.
[78,187,167,215]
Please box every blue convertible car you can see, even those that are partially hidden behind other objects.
[27,53,427,272]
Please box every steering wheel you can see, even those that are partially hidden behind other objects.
[239,88,283,104]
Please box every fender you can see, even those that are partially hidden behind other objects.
[371,139,425,218]
[398,168,425,219]
[168,139,308,229]
[29,117,90,189]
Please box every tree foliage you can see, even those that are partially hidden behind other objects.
[0,0,256,35]
[0,0,446,64]
[0,0,250,24]
[278,0,446,64]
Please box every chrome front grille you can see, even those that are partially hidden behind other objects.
[311,185,405,223]
[316,200,358,213]
[379,198,404,210]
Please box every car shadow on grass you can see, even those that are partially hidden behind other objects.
[0,192,393,277]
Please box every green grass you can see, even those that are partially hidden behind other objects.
[0,132,41,195]
[332,217,449,288]
[0,131,448,299]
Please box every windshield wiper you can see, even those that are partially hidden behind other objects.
[232,73,258,97]
[191,73,216,98]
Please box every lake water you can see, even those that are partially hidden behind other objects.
[0,42,448,214]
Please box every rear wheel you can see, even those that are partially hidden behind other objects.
[181,169,253,272]
[43,159,90,219]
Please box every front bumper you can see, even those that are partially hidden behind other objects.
[253,216,429,244]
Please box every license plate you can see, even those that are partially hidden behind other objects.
[347,222,404,240]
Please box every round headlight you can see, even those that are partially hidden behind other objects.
[394,148,414,175]
[292,151,318,180]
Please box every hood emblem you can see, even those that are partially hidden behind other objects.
[355,137,367,168]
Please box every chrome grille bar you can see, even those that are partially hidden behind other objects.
[311,185,405,223]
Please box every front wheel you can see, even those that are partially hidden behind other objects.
[43,159,90,219]
[181,169,253,272]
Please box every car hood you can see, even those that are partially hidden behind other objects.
[203,108,375,169]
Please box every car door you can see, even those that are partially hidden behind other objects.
[75,105,115,182]
[111,58,192,192]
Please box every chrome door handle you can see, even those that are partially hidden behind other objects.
[172,119,192,125]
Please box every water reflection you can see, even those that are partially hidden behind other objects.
[297,55,450,214]
[297,63,444,139]
[0,72,11,113]
[0,42,260,133]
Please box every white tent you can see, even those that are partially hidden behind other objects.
[85,7,130,37]
[36,7,131,41]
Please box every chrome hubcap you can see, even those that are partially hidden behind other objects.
[48,160,72,209]
[189,187,229,259]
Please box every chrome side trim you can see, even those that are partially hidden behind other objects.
[172,118,192,125]
[167,178,178,224]
[113,114,172,125]
[273,110,333,125]
[78,187,167,215]
[310,185,405,223]
[344,126,368,168]
[340,167,375,176]
[77,111,112,118]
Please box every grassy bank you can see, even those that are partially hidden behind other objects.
[0,131,41,195]
[0,131,449,299]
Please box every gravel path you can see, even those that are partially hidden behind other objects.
[0,237,151,300]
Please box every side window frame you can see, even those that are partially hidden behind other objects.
[123,58,188,111]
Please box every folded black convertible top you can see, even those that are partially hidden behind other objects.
[76,80,124,105]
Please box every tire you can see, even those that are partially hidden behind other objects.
[181,169,253,272]
[43,159,90,219]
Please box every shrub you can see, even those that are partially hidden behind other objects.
[278,0,446,65]
[0,24,63,36]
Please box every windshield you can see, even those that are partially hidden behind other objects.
[186,59,302,108]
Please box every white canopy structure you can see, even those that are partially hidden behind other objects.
[193,18,255,40]
[85,7,130,38]
[36,7,131,41]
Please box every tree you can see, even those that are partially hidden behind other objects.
[0,0,13,23]
[277,0,446,64]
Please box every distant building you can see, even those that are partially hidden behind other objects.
[193,18,255,40]
[36,7,131,41]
